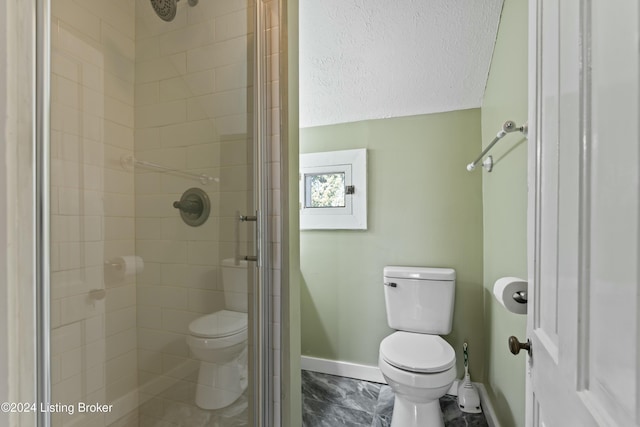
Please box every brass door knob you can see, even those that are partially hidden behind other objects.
[508,336,531,355]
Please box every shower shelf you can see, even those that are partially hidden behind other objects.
[120,155,218,185]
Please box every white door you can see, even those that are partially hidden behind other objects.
[526,1,640,426]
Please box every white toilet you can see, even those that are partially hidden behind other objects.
[186,258,249,410]
[379,266,457,427]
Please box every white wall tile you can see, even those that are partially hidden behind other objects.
[55,25,104,67]
[106,285,136,313]
[137,306,162,330]
[187,241,219,266]
[160,119,218,147]
[159,20,216,56]
[136,36,160,61]
[105,72,135,106]
[187,288,225,314]
[160,309,199,333]
[106,97,135,127]
[186,36,248,73]
[137,240,188,264]
[104,120,134,150]
[105,328,137,361]
[101,22,135,61]
[216,62,249,91]
[105,217,135,241]
[135,100,187,128]
[215,9,250,42]
[135,53,187,85]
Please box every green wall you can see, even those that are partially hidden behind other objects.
[481,0,528,426]
[300,110,485,378]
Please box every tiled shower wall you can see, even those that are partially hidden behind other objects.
[133,0,255,420]
[49,0,138,426]
[264,0,283,424]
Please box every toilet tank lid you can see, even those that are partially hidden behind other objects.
[383,266,455,281]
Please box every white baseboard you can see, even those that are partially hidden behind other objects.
[301,356,386,383]
[301,356,501,427]
[475,383,501,427]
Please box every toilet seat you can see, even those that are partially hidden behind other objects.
[189,310,247,338]
[380,331,455,373]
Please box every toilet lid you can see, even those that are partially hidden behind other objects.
[188,310,247,338]
[380,331,455,373]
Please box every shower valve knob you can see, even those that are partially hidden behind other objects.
[508,336,531,356]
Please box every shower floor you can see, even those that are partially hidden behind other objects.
[137,382,249,427]
[301,370,489,427]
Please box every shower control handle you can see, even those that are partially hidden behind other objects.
[508,336,531,356]
[173,199,202,215]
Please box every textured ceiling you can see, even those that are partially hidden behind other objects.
[299,0,505,128]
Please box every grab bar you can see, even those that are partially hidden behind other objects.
[466,120,527,172]
[120,155,219,185]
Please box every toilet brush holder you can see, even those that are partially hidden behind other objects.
[457,343,482,414]
[457,374,481,413]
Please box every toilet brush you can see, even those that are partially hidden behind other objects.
[457,342,482,414]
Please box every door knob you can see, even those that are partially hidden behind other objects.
[508,336,531,356]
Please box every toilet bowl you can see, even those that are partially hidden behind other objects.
[186,258,249,409]
[187,309,248,410]
[379,266,457,426]
[379,331,456,427]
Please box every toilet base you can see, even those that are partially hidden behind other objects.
[195,351,248,410]
[390,396,444,427]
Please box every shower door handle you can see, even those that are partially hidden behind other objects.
[240,212,259,262]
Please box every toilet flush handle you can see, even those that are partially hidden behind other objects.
[384,282,397,288]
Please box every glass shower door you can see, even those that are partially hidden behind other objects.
[46,0,272,425]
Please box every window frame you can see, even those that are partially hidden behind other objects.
[299,148,367,230]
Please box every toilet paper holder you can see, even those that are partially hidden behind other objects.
[493,277,528,315]
[512,290,528,304]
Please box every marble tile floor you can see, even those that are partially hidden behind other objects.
[302,370,489,427]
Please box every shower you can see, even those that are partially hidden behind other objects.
[29,0,284,425]
[150,0,199,22]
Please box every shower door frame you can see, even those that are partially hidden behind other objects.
[33,0,274,425]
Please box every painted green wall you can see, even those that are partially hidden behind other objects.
[481,0,528,426]
[300,110,485,378]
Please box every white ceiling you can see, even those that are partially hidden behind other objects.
[299,0,505,128]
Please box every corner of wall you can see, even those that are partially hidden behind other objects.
[283,0,302,425]
[479,0,529,426]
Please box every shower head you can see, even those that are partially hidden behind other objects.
[150,0,177,22]
[150,0,198,22]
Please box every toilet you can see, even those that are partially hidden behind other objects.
[186,258,249,410]
[379,266,457,427]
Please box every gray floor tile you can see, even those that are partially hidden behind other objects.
[302,370,489,427]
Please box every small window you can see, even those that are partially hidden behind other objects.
[300,149,367,230]
[305,172,346,208]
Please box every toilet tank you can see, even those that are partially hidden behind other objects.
[383,266,456,334]
[222,258,249,312]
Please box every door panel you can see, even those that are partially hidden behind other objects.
[528,0,640,425]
